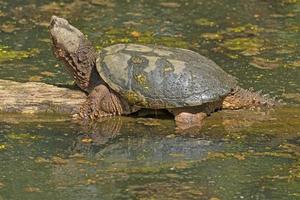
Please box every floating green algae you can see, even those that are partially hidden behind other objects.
[201,32,224,41]
[222,37,265,56]
[220,24,265,53]
[194,18,216,26]
[200,23,268,56]
[6,132,43,140]
[0,45,39,63]
[201,23,264,42]
[0,144,7,151]
[95,28,189,50]
[225,24,264,35]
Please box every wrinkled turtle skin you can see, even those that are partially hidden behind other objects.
[97,44,238,109]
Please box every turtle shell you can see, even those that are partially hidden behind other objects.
[96,44,237,108]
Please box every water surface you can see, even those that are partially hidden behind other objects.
[0,0,300,199]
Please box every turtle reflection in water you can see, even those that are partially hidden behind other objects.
[49,16,275,131]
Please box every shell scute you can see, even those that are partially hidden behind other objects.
[97,44,237,108]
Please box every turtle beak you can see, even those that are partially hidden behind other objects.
[49,15,69,30]
[49,16,58,30]
[49,15,85,55]
[49,16,59,42]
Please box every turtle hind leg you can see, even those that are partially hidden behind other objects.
[168,108,208,132]
[79,84,127,120]
[169,101,222,132]
[174,112,207,132]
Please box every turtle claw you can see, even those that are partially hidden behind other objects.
[79,103,96,120]
[77,100,113,121]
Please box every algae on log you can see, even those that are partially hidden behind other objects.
[0,79,86,114]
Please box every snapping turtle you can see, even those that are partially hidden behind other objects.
[49,16,274,130]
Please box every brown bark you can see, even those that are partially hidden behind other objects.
[0,79,86,114]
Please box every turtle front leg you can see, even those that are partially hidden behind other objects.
[79,84,126,119]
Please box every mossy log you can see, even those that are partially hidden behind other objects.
[0,79,86,114]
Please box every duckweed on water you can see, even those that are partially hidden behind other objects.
[201,32,223,41]
[194,18,216,27]
[222,37,265,56]
[0,46,39,63]
[202,23,264,41]
[225,24,264,35]
[95,28,189,50]
[201,23,268,56]
[6,132,43,140]
[0,144,6,150]
[0,10,5,17]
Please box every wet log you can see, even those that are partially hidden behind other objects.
[0,79,86,114]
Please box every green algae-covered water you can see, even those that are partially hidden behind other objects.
[0,0,300,199]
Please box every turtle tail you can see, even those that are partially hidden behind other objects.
[222,86,279,110]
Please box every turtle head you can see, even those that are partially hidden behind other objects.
[49,16,84,56]
[49,16,98,92]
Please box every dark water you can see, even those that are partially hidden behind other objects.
[0,0,300,199]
